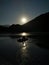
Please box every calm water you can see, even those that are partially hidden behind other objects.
[0,32,49,65]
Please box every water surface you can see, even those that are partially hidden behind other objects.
[0,32,49,65]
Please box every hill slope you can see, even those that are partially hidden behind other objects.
[22,12,49,32]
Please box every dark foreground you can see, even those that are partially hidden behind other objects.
[0,33,49,65]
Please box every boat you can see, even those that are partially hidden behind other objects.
[17,36,28,42]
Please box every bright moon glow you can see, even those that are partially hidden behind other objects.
[21,18,27,24]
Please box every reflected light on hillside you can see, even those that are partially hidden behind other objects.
[19,32,30,36]
[22,32,27,36]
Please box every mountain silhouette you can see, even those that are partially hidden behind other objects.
[0,25,9,33]
[22,12,49,32]
[0,12,49,33]
[9,24,22,33]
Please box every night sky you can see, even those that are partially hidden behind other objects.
[0,0,49,25]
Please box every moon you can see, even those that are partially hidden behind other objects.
[21,17,27,24]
